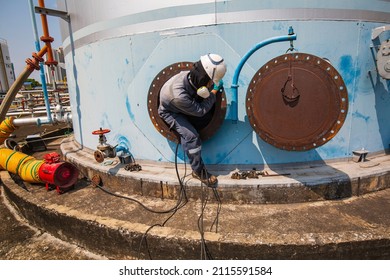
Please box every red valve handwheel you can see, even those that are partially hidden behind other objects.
[92,128,111,135]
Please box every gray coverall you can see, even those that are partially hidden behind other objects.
[158,71,216,174]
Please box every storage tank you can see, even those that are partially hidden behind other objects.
[0,38,15,94]
[58,0,390,166]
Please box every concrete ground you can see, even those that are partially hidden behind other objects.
[0,188,104,260]
[1,135,390,259]
[0,125,104,260]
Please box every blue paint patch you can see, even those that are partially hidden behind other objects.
[125,95,135,121]
[114,135,132,153]
[321,142,346,158]
[352,111,370,122]
[338,55,361,87]
[125,58,129,64]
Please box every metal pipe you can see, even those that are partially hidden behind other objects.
[0,45,48,123]
[7,105,72,112]
[29,0,53,124]
[11,112,72,126]
[12,116,49,126]
[6,108,72,117]
[37,0,56,66]
[230,27,297,121]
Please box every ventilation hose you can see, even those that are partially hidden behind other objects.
[0,118,79,188]
[0,117,16,145]
[0,148,44,183]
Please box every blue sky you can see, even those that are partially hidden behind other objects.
[0,0,62,81]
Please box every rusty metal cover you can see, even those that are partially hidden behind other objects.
[148,62,227,143]
[246,53,348,151]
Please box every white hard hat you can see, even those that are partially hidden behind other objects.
[200,53,227,85]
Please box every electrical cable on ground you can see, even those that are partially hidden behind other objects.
[198,173,212,260]
[137,143,188,259]
[91,143,187,214]
[80,140,222,260]
[80,143,187,259]
[197,169,222,260]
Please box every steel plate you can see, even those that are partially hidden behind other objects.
[148,62,227,143]
[246,53,348,151]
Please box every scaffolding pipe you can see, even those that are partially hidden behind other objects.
[29,0,53,124]
[0,1,62,124]
[37,0,57,66]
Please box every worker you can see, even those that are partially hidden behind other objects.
[158,54,227,186]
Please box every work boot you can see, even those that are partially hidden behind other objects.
[192,170,218,186]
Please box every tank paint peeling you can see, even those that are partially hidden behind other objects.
[352,111,370,122]
[272,22,287,31]
[338,55,360,87]
[100,112,112,130]
[117,77,126,90]
[125,95,135,121]
[79,45,93,68]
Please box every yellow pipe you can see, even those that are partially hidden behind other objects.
[0,117,16,145]
[0,118,42,183]
[0,148,43,183]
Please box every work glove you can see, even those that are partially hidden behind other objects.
[213,80,224,91]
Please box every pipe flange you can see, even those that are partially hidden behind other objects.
[94,150,105,163]
[31,52,44,62]
[40,35,54,43]
[25,58,40,71]
[147,61,227,143]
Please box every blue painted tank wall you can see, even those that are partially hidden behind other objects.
[59,0,390,166]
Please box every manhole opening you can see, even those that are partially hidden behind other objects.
[147,62,226,143]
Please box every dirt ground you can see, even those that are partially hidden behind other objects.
[0,189,105,260]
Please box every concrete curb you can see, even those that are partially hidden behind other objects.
[61,138,390,204]
[2,170,390,259]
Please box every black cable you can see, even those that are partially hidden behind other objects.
[138,206,180,259]
[93,144,187,214]
[95,182,186,214]
[197,169,214,260]
[78,143,188,259]
[83,141,223,260]
[137,142,188,259]
[210,187,222,233]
